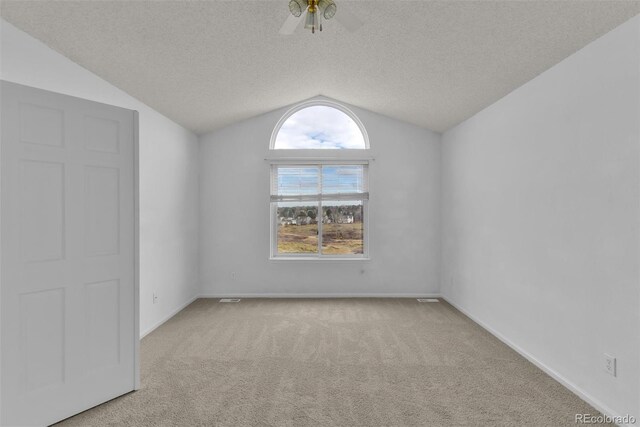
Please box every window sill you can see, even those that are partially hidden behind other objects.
[269,256,370,262]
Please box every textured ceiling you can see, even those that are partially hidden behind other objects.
[2,1,639,134]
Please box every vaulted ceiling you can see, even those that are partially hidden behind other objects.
[2,1,639,134]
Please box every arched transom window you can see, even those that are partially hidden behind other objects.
[272,104,368,150]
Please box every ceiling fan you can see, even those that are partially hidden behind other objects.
[279,0,363,35]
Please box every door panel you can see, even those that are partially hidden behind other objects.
[84,115,120,154]
[20,288,66,392]
[20,160,66,262]
[85,279,121,372]
[1,81,138,426]
[19,103,65,147]
[85,166,120,256]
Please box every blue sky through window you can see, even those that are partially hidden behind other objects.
[322,166,364,194]
[274,106,366,149]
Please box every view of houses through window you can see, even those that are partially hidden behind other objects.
[277,202,364,254]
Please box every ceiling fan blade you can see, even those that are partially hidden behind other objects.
[279,13,304,35]
[335,6,362,32]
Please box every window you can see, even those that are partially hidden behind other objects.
[272,104,368,150]
[269,101,370,259]
[271,164,368,258]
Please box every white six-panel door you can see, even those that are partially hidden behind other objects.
[1,81,138,426]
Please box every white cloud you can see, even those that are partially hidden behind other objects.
[274,106,365,149]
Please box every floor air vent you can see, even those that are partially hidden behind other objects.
[219,298,241,303]
[417,298,439,303]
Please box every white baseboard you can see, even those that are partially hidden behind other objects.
[140,294,198,339]
[199,292,442,299]
[140,293,440,339]
[441,295,631,427]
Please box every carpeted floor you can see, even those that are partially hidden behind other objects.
[56,298,608,426]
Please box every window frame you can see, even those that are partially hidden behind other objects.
[269,99,370,150]
[268,99,372,261]
[269,161,370,260]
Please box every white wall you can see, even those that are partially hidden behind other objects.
[199,99,441,297]
[5,9,637,420]
[441,15,640,421]
[0,19,200,337]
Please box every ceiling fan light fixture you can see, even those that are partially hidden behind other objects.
[281,0,351,34]
[288,0,307,17]
[318,0,336,20]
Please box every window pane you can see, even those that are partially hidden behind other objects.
[322,165,366,195]
[321,201,364,255]
[276,203,319,254]
[276,166,318,196]
[273,106,366,149]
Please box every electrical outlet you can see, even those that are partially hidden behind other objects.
[231,271,236,280]
[153,292,158,304]
[604,354,616,377]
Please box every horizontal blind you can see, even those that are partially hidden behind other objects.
[271,164,368,202]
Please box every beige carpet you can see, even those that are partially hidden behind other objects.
[56,298,607,426]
